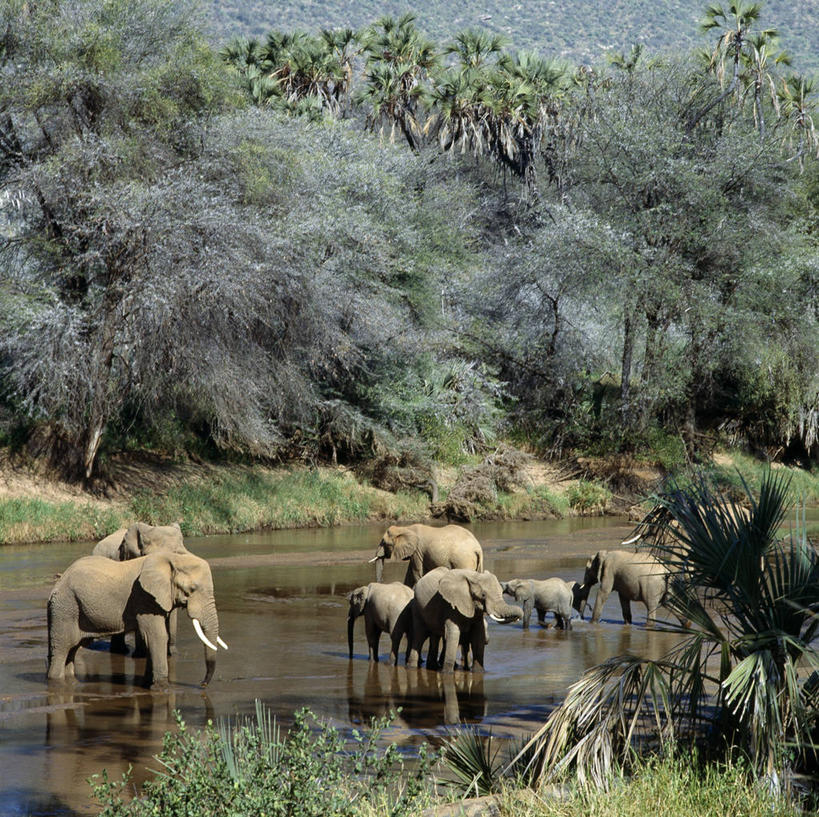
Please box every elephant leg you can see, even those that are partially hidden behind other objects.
[48,641,74,681]
[167,608,178,656]
[591,587,610,623]
[554,613,565,629]
[427,635,441,670]
[138,614,169,689]
[133,629,148,658]
[537,608,548,628]
[469,624,485,671]
[365,617,381,662]
[619,593,633,625]
[389,631,402,666]
[407,609,425,669]
[441,621,460,673]
[522,598,533,629]
[110,632,128,654]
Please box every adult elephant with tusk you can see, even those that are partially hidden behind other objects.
[370,523,484,587]
[407,566,520,673]
[47,551,227,689]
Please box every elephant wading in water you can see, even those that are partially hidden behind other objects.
[370,524,484,586]
[501,577,581,630]
[347,582,414,664]
[408,567,520,673]
[92,522,187,655]
[47,551,227,689]
[581,549,671,625]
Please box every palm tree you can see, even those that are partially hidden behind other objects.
[777,74,819,168]
[356,13,438,150]
[517,471,819,791]
[689,1,774,129]
[740,32,790,136]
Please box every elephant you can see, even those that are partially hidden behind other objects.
[407,566,520,673]
[501,577,581,630]
[370,523,484,587]
[346,582,414,664]
[93,522,185,561]
[92,522,187,655]
[47,551,227,689]
[580,549,670,625]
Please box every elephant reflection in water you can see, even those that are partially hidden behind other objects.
[346,662,486,728]
[43,688,214,816]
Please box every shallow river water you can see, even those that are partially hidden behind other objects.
[0,517,692,816]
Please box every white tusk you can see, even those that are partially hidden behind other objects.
[217,636,229,650]
[192,618,218,651]
[368,556,380,563]
[489,613,507,622]
[621,533,642,546]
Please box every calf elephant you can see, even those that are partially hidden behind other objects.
[370,523,484,587]
[347,582,414,664]
[47,551,227,689]
[92,522,187,655]
[501,577,580,630]
[408,567,520,673]
[581,549,670,625]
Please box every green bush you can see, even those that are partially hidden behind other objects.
[90,704,436,817]
[566,481,611,514]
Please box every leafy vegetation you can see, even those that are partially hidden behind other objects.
[90,704,436,817]
[2,0,819,485]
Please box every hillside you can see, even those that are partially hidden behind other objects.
[206,0,819,73]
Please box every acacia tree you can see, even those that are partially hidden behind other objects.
[0,0,490,479]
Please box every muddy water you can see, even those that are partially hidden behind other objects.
[0,517,688,816]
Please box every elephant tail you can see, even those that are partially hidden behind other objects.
[475,549,484,572]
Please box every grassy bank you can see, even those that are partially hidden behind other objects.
[0,468,431,545]
[2,449,819,546]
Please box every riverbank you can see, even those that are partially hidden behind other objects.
[0,446,817,545]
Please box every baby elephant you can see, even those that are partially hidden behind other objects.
[502,578,580,630]
[347,582,414,664]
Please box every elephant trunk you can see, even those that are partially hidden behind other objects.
[189,599,221,687]
[370,543,387,582]
[487,599,522,624]
[347,614,356,658]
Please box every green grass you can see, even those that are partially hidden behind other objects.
[128,468,430,536]
[703,450,819,504]
[493,485,568,519]
[0,497,126,545]
[498,754,799,817]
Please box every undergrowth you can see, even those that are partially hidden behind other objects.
[90,704,437,817]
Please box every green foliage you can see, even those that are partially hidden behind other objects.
[566,480,611,514]
[90,705,435,817]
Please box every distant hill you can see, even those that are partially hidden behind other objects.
[206,0,819,74]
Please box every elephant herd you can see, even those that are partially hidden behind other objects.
[46,522,227,690]
[348,523,676,672]
[45,519,673,689]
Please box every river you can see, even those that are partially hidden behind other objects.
[0,517,693,815]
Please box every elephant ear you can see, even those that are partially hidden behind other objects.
[438,572,476,618]
[391,528,418,561]
[136,553,175,612]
